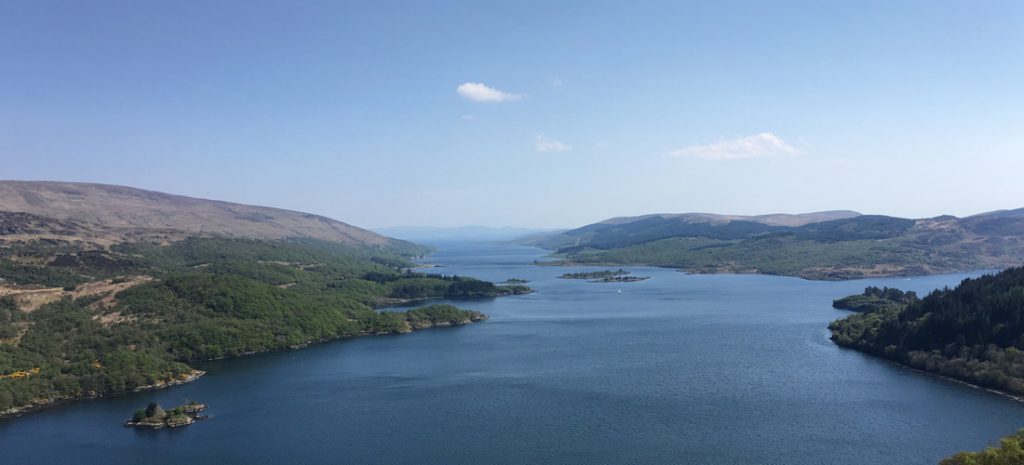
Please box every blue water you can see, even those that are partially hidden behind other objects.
[2,242,1021,465]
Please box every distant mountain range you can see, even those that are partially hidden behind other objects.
[520,209,1024,280]
[373,225,558,242]
[0,181,412,251]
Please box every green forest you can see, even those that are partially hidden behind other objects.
[830,269,1024,463]
[0,237,525,413]
[829,267,1024,395]
[940,429,1024,465]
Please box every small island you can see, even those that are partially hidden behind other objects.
[559,269,649,283]
[500,278,530,284]
[125,401,208,429]
[559,269,630,280]
[591,275,649,283]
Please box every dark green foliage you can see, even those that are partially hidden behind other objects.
[0,297,23,339]
[791,215,915,242]
[399,304,487,330]
[560,269,629,279]
[386,274,523,299]
[832,286,918,312]
[0,261,89,288]
[829,267,1024,394]
[940,429,1024,465]
[145,402,163,418]
[0,237,514,413]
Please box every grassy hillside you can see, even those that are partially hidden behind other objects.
[527,211,1024,280]
[0,181,417,250]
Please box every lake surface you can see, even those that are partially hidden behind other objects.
[2,241,1022,465]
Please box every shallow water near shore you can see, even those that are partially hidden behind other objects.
[1,241,1022,465]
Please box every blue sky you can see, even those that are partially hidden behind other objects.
[2,1,1023,228]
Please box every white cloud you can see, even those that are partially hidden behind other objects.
[460,114,476,120]
[456,82,523,102]
[535,134,571,152]
[668,132,799,160]
[550,77,563,87]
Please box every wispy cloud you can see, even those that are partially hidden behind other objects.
[535,134,571,152]
[159,73,248,100]
[457,82,523,102]
[550,77,563,87]
[460,114,477,120]
[668,132,799,160]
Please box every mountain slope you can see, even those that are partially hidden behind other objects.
[524,210,1024,279]
[0,181,399,248]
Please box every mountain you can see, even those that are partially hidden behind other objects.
[522,210,1024,280]
[595,210,862,227]
[372,225,557,242]
[0,181,402,249]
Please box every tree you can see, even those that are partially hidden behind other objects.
[145,402,164,419]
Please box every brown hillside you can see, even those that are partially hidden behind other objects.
[0,181,394,247]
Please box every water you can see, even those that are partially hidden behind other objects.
[2,241,1022,465]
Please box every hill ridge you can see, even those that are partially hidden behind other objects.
[0,180,398,248]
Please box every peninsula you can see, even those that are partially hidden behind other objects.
[829,268,1024,396]
[828,267,1024,463]
[0,181,528,420]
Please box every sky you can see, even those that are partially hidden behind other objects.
[2,1,1023,229]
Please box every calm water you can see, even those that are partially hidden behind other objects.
[2,242,1022,465]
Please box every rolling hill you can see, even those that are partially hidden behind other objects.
[522,209,1024,279]
[0,181,406,249]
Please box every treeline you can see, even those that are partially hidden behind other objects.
[0,237,518,413]
[832,286,918,312]
[829,267,1024,394]
[940,429,1024,465]
[559,269,629,279]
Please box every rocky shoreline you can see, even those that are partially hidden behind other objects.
[124,401,208,429]
[0,369,205,421]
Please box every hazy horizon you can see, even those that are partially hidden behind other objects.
[3,2,1023,228]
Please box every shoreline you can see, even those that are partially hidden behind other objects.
[833,344,1024,405]
[537,257,996,282]
[0,314,489,421]
[0,369,206,421]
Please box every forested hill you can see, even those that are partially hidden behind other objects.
[829,267,1024,395]
[521,209,1024,280]
[0,182,530,418]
